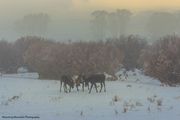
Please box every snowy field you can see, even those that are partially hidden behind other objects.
[0,70,180,120]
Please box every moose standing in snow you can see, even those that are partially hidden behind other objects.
[60,75,74,93]
[75,74,87,92]
[84,74,106,93]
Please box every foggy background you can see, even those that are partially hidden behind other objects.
[0,0,180,42]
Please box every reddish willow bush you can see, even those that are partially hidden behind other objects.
[141,35,180,85]
[24,40,124,79]
[0,36,146,79]
[23,36,146,79]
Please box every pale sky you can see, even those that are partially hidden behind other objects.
[0,0,180,41]
[1,0,180,16]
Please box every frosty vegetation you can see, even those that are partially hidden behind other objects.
[0,34,180,86]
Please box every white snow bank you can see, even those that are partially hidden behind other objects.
[1,73,39,79]
[115,69,161,86]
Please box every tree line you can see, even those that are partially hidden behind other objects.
[1,35,180,86]
[91,9,180,41]
[0,36,146,79]
[13,10,180,42]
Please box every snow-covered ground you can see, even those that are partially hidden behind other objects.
[0,70,180,120]
[1,73,39,79]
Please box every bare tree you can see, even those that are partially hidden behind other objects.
[15,13,50,36]
[107,9,132,38]
[115,9,132,37]
[91,10,108,40]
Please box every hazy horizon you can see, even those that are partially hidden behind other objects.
[1,0,180,41]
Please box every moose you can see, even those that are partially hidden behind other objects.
[75,74,85,92]
[60,75,74,93]
[60,73,107,93]
[84,73,106,93]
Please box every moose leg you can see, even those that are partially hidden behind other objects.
[69,86,71,93]
[94,83,98,93]
[82,83,84,92]
[76,85,79,91]
[89,83,93,94]
[100,83,103,92]
[60,81,63,92]
[87,83,90,90]
[64,84,68,93]
[103,81,106,92]
[63,84,66,92]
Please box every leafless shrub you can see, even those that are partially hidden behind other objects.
[122,107,128,113]
[147,96,156,103]
[141,35,180,85]
[0,35,147,78]
[112,95,122,102]
[80,111,84,116]
[24,38,125,79]
[126,84,132,88]
[156,99,163,106]
[1,95,20,106]
[123,100,135,112]
[147,95,163,111]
